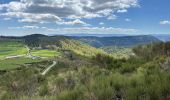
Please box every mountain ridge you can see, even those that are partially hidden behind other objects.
[72,35,161,48]
[0,34,161,48]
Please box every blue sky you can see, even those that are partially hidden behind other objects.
[0,0,170,36]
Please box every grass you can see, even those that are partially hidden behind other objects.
[31,49,61,58]
[0,40,27,59]
[0,57,42,70]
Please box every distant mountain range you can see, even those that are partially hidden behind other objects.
[51,33,170,42]
[0,34,161,48]
[50,34,129,37]
[152,34,170,42]
[72,35,161,48]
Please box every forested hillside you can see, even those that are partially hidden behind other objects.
[59,39,107,57]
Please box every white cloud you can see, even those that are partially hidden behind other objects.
[125,18,131,22]
[160,20,170,25]
[117,9,127,13]
[56,19,90,26]
[107,15,117,20]
[99,22,104,25]
[8,25,39,29]
[0,12,61,23]
[0,0,139,24]
[41,27,47,29]
[18,18,41,23]
[8,25,138,34]
[3,18,11,20]
[45,27,138,34]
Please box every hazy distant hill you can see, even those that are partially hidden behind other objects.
[72,35,161,48]
[51,34,128,37]
[153,34,170,42]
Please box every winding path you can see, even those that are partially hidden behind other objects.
[41,61,57,75]
[27,46,57,75]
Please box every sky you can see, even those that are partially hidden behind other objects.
[0,0,170,36]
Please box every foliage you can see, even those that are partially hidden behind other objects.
[60,39,107,57]
[101,46,134,59]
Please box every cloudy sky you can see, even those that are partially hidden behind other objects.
[0,0,170,36]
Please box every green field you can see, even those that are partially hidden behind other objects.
[31,49,61,58]
[0,57,42,70]
[0,40,60,70]
[0,40,27,59]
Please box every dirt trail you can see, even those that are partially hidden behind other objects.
[41,61,57,75]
